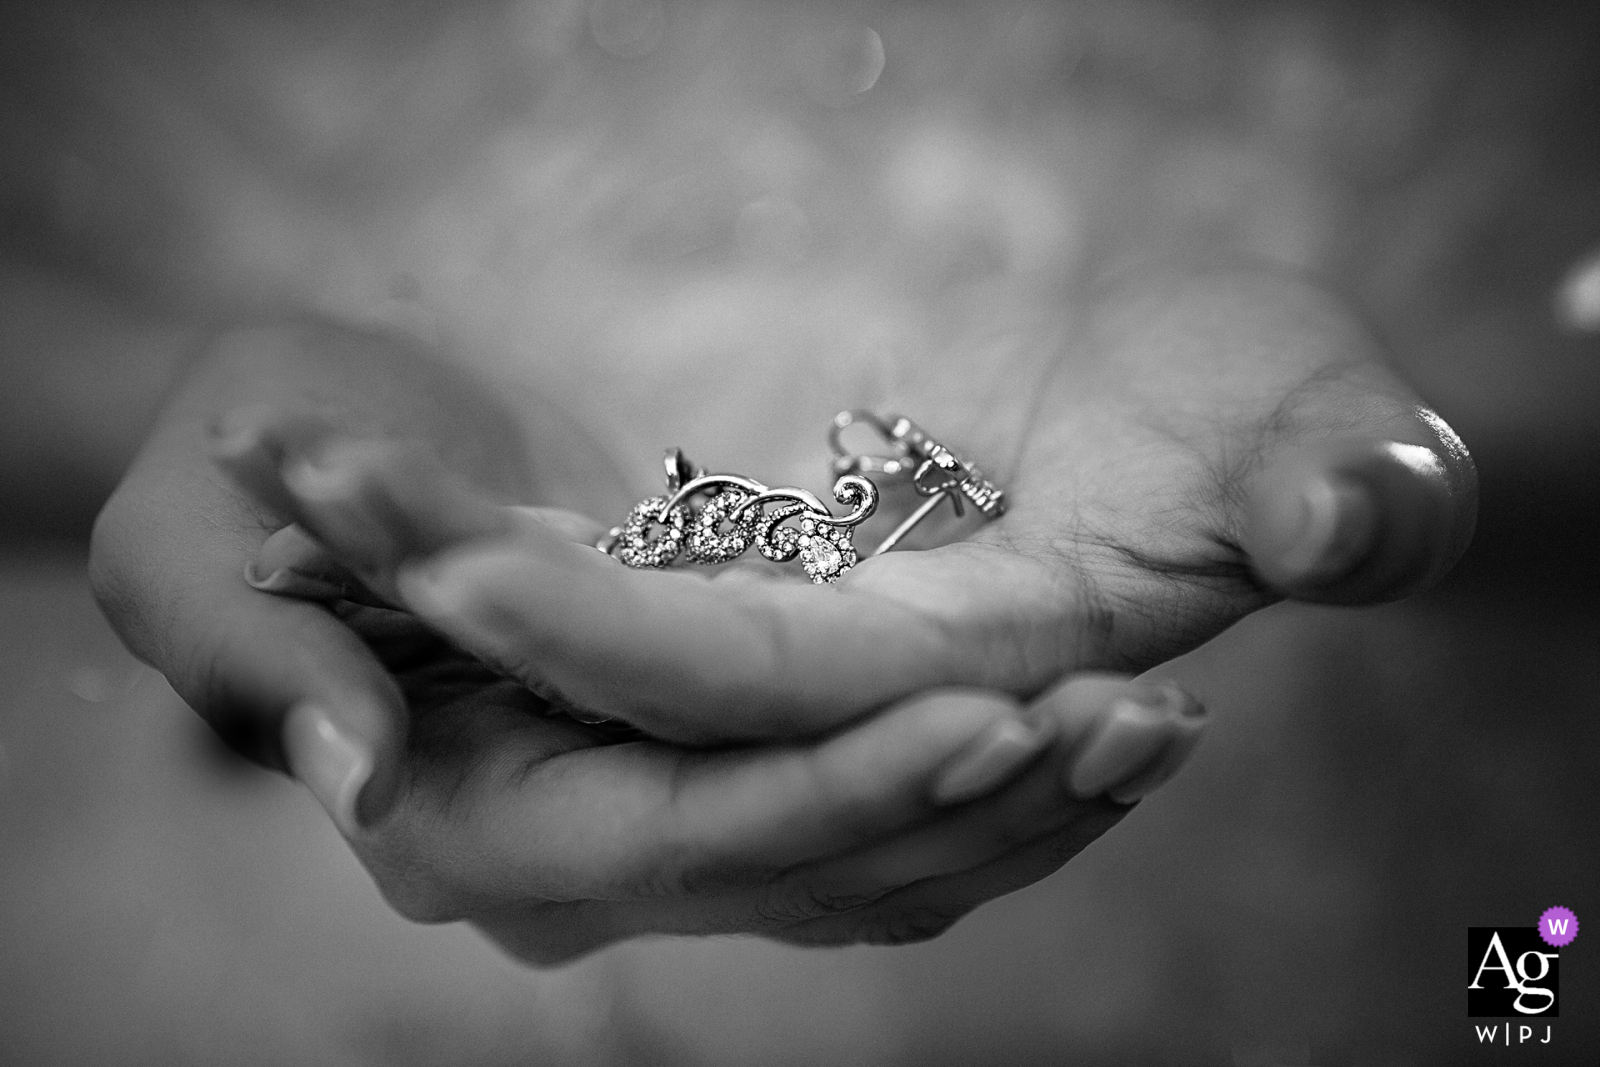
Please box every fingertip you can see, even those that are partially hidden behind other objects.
[283,697,405,836]
[1104,707,1206,804]
[918,690,1053,806]
[244,561,346,600]
[1029,672,1147,746]
[1242,436,1472,605]
[186,584,408,820]
[209,405,335,471]
[1029,674,1206,801]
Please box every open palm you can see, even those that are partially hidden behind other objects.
[238,269,1475,745]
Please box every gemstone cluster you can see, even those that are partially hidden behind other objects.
[795,517,857,584]
[604,454,878,584]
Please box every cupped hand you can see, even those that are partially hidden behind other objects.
[90,321,1207,963]
[238,269,1476,744]
[290,626,1202,962]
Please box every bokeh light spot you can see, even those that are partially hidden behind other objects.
[1555,246,1600,334]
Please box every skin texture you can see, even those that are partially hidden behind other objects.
[89,268,1475,963]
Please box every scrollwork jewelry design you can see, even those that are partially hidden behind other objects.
[612,495,690,569]
[685,487,761,565]
[602,451,879,584]
[829,410,1007,555]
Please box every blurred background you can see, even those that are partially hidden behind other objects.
[2,1,1597,1063]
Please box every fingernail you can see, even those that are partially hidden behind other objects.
[1065,685,1199,800]
[282,703,374,836]
[1282,473,1378,581]
[244,562,292,591]
[1105,701,1207,804]
[932,709,1058,806]
[245,563,348,600]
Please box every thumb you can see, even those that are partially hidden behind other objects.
[1240,411,1477,605]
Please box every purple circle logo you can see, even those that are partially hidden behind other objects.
[1539,906,1578,948]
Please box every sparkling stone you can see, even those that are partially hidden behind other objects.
[808,539,842,575]
[801,519,815,534]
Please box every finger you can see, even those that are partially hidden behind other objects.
[754,677,1203,947]
[247,523,375,603]
[213,410,514,590]
[1044,673,1206,804]
[360,689,1062,913]
[281,440,515,597]
[179,581,409,834]
[244,505,607,607]
[1240,426,1476,604]
[216,411,609,596]
[398,535,1082,741]
[760,675,1202,948]
[92,475,409,834]
[276,444,605,561]
[208,403,341,520]
[466,676,1203,945]
[1044,270,1476,611]
[743,677,1203,929]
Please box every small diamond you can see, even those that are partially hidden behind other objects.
[808,539,841,576]
[801,519,815,534]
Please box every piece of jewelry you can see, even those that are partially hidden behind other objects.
[829,410,1006,555]
[599,449,879,584]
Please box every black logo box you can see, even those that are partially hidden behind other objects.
[1469,927,1559,1018]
